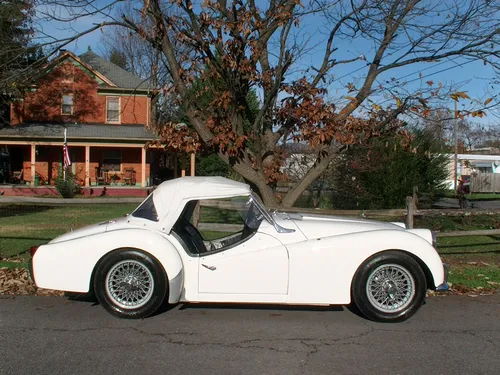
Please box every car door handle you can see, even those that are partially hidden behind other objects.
[202,264,216,271]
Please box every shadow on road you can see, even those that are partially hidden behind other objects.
[62,293,350,318]
[178,302,344,313]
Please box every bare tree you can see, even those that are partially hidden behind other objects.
[22,1,500,206]
[420,108,500,152]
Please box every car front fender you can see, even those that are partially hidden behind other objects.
[286,229,445,305]
[32,229,184,303]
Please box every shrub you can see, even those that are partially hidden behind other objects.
[54,170,78,198]
[331,129,449,209]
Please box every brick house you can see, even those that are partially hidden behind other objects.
[0,49,186,196]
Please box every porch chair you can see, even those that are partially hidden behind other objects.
[11,170,23,184]
[95,167,106,185]
[123,168,136,186]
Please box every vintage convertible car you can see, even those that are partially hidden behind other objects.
[30,176,448,322]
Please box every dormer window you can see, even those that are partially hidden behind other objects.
[61,94,73,115]
[106,96,120,123]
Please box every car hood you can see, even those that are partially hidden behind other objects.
[275,212,406,240]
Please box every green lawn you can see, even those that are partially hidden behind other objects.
[437,236,500,255]
[448,265,500,290]
[466,193,500,201]
[0,203,137,259]
[443,191,500,201]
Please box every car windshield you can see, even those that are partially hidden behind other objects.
[230,195,264,230]
[249,193,295,234]
[249,194,273,223]
[131,195,159,222]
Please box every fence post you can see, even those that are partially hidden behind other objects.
[406,196,414,229]
[192,201,200,228]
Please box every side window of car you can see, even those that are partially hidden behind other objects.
[131,195,159,222]
[195,196,260,252]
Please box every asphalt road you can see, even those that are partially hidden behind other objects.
[1,294,499,375]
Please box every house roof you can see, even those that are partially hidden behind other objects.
[0,123,159,142]
[456,154,500,162]
[78,50,151,91]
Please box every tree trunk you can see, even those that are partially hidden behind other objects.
[280,151,336,208]
[255,180,278,207]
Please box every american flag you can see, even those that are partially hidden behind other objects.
[63,129,71,169]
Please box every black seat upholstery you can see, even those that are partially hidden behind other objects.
[173,218,207,255]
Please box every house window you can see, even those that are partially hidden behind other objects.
[61,64,74,83]
[106,96,120,123]
[61,94,73,115]
[102,149,121,172]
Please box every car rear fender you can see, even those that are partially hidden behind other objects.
[32,229,184,303]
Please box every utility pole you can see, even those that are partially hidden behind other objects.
[453,100,458,192]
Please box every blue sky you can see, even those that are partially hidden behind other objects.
[35,0,499,126]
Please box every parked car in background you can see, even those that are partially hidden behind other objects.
[30,176,448,322]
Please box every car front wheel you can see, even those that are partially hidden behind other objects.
[94,249,168,319]
[351,251,426,323]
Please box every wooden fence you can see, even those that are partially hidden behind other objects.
[2,196,499,239]
[197,198,500,239]
[471,173,500,193]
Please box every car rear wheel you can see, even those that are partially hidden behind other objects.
[351,251,426,323]
[94,249,168,319]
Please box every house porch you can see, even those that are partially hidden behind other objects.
[0,123,196,196]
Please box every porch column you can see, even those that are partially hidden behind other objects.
[30,144,36,186]
[141,147,146,187]
[85,145,90,187]
[190,153,195,176]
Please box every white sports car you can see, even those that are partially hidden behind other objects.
[30,176,448,322]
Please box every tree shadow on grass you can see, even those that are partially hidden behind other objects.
[441,249,500,255]
[0,236,53,241]
[0,204,56,219]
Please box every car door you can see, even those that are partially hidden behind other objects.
[198,231,289,299]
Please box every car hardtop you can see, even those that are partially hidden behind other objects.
[143,176,251,232]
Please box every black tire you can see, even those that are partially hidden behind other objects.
[351,251,426,323]
[94,249,168,319]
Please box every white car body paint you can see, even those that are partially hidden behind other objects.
[31,176,447,308]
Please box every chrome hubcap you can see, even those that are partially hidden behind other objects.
[366,264,415,313]
[105,260,154,309]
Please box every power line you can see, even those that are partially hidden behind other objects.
[332,56,464,94]
[376,59,477,106]
[335,64,368,81]
[382,56,463,85]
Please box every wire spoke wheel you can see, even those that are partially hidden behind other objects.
[352,251,426,322]
[366,263,415,313]
[105,260,154,309]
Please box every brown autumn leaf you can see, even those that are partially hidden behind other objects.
[450,91,470,101]
[0,267,64,296]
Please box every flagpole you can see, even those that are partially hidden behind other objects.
[63,128,67,180]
